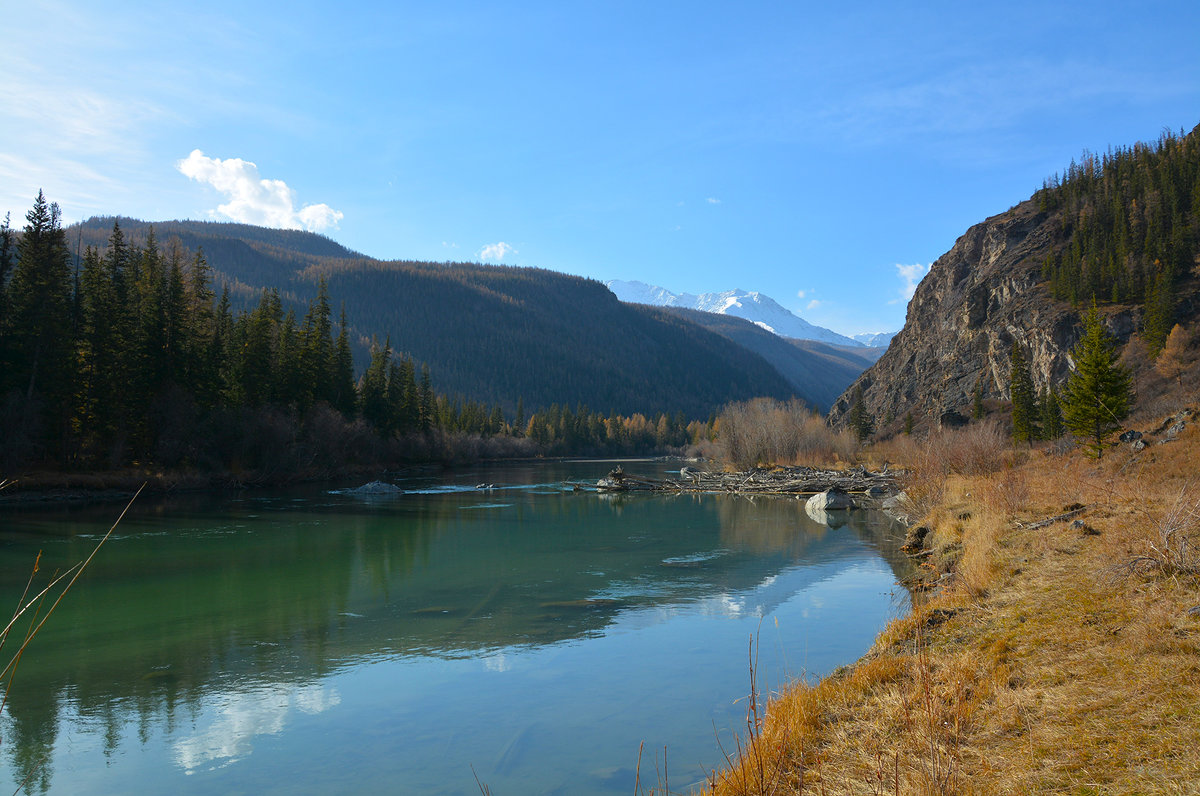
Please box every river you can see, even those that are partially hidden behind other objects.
[0,460,913,795]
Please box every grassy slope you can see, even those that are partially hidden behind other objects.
[713,410,1200,794]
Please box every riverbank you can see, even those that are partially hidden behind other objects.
[0,463,426,506]
[713,412,1200,794]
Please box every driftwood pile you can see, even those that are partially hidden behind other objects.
[591,464,899,496]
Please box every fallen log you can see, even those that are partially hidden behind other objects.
[587,464,900,497]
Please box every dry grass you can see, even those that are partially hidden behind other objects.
[710,408,1200,795]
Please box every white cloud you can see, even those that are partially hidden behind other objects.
[806,299,821,310]
[891,262,930,304]
[177,149,343,232]
[796,289,806,299]
[706,197,721,204]
[478,241,517,261]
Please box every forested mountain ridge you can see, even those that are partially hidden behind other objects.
[64,218,796,418]
[829,123,1200,431]
[654,306,882,412]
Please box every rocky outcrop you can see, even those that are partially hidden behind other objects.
[829,199,1138,429]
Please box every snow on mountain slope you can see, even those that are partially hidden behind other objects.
[605,280,862,347]
[852,331,897,348]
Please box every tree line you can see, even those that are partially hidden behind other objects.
[0,193,705,474]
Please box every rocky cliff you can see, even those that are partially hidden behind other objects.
[828,198,1141,429]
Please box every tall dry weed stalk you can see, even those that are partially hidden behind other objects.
[0,484,142,789]
[711,633,795,796]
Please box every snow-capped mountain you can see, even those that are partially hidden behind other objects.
[605,280,863,348]
[852,331,897,348]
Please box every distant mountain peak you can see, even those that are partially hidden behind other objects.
[605,280,862,347]
[851,331,897,348]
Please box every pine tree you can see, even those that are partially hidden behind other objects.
[1009,340,1038,443]
[1061,305,1133,458]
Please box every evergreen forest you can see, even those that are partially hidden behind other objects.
[1037,123,1200,351]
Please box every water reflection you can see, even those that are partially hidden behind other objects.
[174,681,341,774]
[0,461,912,795]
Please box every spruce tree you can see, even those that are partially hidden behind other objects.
[359,337,391,430]
[847,386,873,442]
[332,305,357,417]
[1009,341,1038,443]
[6,192,75,459]
[0,213,13,333]
[1061,305,1133,458]
[1039,388,1064,440]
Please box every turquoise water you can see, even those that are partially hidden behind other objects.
[0,461,912,794]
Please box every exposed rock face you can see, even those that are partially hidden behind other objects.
[829,198,1137,428]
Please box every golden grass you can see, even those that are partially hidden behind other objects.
[709,413,1200,795]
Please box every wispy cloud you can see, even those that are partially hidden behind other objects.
[806,299,821,310]
[706,197,721,204]
[816,59,1188,154]
[177,150,343,232]
[796,289,807,299]
[890,262,930,304]
[478,241,517,262]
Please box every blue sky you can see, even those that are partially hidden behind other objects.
[3,1,1198,335]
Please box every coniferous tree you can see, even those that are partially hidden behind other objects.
[1039,387,1064,440]
[240,290,278,406]
[1009,341,1038,443]
[848,386,873,442]
[212,284,237,403]
[162,240,189,389]
[301,278,336,405]
[972,377,985,420]
[513,396,526,437]
[75,245,119,458]
[418,364,435,433]
[332,305,357,417]
[1143,263,1177,355]
[359,337,391,430]
[1061,305,1133,458]
[0,213,14,334]
[5,192,75,459]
